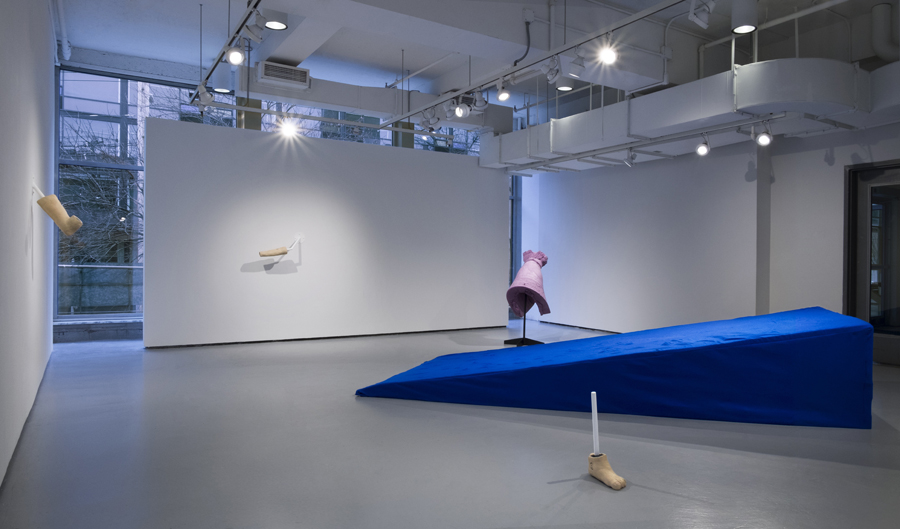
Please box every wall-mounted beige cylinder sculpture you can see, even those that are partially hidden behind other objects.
[259,246,288,257]
[36,194,83,236]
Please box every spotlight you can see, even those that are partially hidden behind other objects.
[473,91,488,111]
[542,56,561,84]
[442,100,455,119]
[242,13,266,43]
[623,149,635,167]
[753,123,773,146]
[280,119,298,136]
[570,56,585,78]
[496,80,510,102]
[688,0,716,30]
[731,0,758,34]
[455,102,471,118]
[226,46,245,65]
[599,46,617,65]
[556,77,574,91]
[696,133,710,156]
[196,86,214,105]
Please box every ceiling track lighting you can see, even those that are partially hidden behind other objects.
[599,37,617,65]
[731,0,758,34]
[623,149,635,168]
[442,100,455,119]
[696,133,710,156]
[454,101,471,119]
[750,122,773,146]
[542,56,561,84]
[226,44,245,65]
[196,86,214,107]
[472,91,488,111]
[688,0,716,30]
[570,53,585,78]
[496,79,510,102]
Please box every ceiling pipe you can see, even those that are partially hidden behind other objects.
[872,3,899,63]
[190,0,262,104]
[504,112,786,174]
[386,52,459,89]
[700,0,848,50]
[55,0,72,61]
[379,0,688,129]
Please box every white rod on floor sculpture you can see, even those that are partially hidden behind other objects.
[591,391,600,456]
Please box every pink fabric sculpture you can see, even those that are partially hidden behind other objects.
[506,250,550,318]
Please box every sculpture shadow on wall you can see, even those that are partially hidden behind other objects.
[240,258,299,274]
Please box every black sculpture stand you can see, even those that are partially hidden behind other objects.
[505,294,544,347]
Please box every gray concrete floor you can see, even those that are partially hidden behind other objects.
[1,320,900,529]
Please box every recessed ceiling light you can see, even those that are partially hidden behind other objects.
[556,77,574,91]
[731,0,758,34]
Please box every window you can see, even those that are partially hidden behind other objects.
[56,70,480,319]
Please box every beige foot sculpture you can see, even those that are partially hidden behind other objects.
[589,453,626,490]
[259,233,304,258]
[588,391,626,490]
[259,246,288,257]
[36,194,83,236]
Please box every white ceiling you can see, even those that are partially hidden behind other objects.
[59,0,895,95]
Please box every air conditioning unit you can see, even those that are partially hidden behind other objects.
[256,61,310,90]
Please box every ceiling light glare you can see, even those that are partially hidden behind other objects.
[496,80,510,102]
[261,9,288,31]
[226,46,245,65]
[570,56,585,78]
[455,103,471,118]
[731,0,758,34]
[280,119,299,136]
[756,131,772,146]
[599,47,617,65]
[696,142,710,156]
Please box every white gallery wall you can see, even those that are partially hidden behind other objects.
[768,123,900,314]
[0,0,55,481]
[523,122,900,334]
[534,141,759,334]
[144,119,509,347]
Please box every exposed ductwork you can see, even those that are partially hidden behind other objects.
[872,3,900,63]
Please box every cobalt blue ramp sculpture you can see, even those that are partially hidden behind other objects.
[357,308,873,428]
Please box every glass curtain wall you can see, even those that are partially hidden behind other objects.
[56,70,234,318]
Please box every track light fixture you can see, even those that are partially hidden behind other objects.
[226,45,245,65]
[496,80,510,102]
[420,107,442,131]
[542,56,561,84]
[731,0,758,34]
[570,55,585,78]
[454,101,471,118]
[599,44,617,65]
[696,133,710,156]
[442,100,455,119]
[688,0,716,30]
[473,91,488,111]
[196,86,214,106]
[753,122,773,146]
[623,149,635,168]
[242,11,266,43]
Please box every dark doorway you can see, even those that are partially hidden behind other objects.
[846,160,900,365]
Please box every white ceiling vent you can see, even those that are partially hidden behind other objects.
[256,61,310,90]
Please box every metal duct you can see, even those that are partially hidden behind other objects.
[872,3,899,63]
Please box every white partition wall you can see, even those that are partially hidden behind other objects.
[536,141,759,333]
[144,119,509,347]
